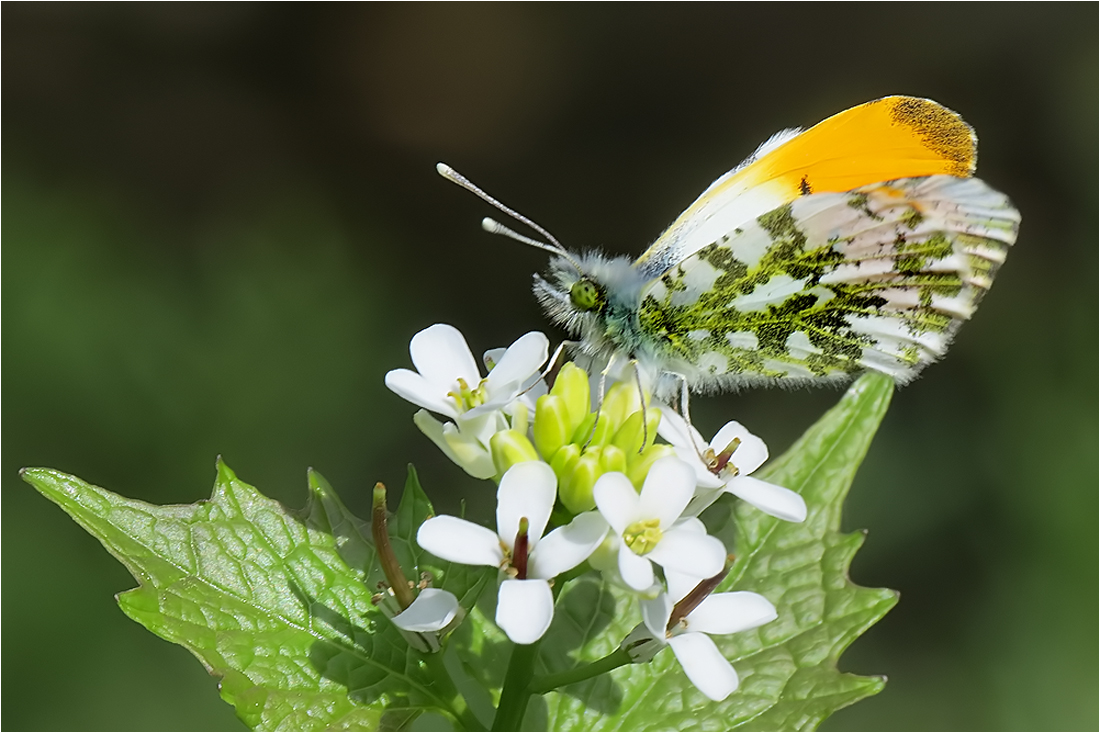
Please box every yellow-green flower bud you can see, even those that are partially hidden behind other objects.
[570,411,598,445]
[534,394,572,459]
[588,410,615,447]
[611,411,647,455]
[603,379,641,425]
[598,444,627,475]
[490,429,540,476]
[560,450,602,514]
[549,442,581,484]
[550,362,590,430]
[626,444,677,490]
[510,401,530,436]
[643,407,661,450]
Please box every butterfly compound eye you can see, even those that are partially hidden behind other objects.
[569,279,605,313]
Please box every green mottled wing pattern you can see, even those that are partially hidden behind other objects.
[637,175,1019,390]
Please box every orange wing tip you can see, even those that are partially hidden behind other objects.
[735,95,982,199]
[883,96,977,177]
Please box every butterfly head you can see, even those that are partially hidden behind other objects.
[534,251,650,360]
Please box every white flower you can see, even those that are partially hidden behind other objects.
[639,569,777,702]
[391,588,460,632]
[412,409,504,479]
[416,462,607,644]
[657,407,807,523]
[385,323,549,419]
[483,347,549,407]
[592,456,727,592]
[385,324,549,479]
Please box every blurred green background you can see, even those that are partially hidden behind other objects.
[4,5,1096,730]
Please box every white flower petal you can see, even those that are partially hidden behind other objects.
[417,516,504,567]
[520,375,549,404]
[664,568,707,604]
[391,588,460,632]
[689,591,777,635]
[409,323,482,390]
[711,421,769,475]
[441,422,497,480]
[726,476,807,523]
[529,512,607,579]
[413,410,462,464]
[646,526,726,579]
[456,409,508,449]
[482,347,507,371]
[496,579,554,644]
[496,462,557,550]
[668,632,740,702]
[640,592,674,641]
[682,487,725,517]
[385,369,459,417]
[673,516,707,534]
[617,544,655,591]
[593,472,643,533]
[655,404,705,451]
[655,408,722,487]
[639,456,697,528]
[484,331,549,397]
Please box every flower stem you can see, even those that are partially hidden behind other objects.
[491,639,542,731]
[424,650,485,731]
[528,647,633,694]
[371,483,415,609]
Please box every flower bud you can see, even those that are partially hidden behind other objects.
[490,429,540,476]
[549,442,581,484]
[550,362,590,431]
[570,411,599,445]
[533,395,573,459]
[643,407,662,450]
[509,400,530,436]
[598,444,627,475]
[626,444,677,490]
[603,379,641,425]
[560,450,602,513]
[611,410,647,455]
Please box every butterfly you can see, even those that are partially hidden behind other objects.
[438,96,1020,403]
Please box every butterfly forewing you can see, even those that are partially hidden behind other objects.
[636,175,1019,390]
[632,96,979,282]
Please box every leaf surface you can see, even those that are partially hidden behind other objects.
[22,460,486,731]
[539,373,899,731]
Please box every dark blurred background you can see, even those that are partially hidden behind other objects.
[4,4,1096,730]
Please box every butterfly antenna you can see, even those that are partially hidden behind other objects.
[479,217,581,266]
[436,162,582,270]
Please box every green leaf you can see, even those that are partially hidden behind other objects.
[21,459,484,731]
[538,373,899,731]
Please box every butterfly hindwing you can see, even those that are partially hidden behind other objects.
[636,175,1019,390]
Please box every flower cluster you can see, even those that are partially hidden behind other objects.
[379,324,808,702]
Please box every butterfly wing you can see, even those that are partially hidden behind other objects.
[636,175,1019,389]
[633,96,978,280]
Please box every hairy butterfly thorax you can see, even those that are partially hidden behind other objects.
[437,95,1020,407]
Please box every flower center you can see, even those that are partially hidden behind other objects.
[704,437,742,478]
[512,517,530,580]
[447,377,489,412]
[622,518,662,555]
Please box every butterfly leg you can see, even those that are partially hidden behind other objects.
[631,360,650,453]
[515,339,576,401]
[665,370,710,462]
[582,364,611,449]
